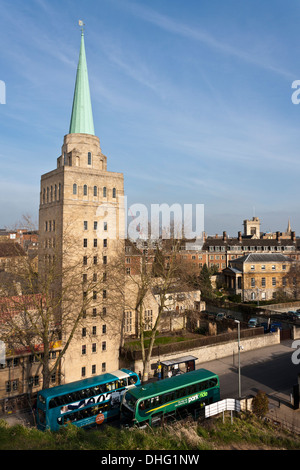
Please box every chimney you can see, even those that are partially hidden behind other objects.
[223,231,227,241]
[292,231,296,241]
[276,231,280,240]
[238,231,242,242]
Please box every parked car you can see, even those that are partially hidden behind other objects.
[270,322,282,332]
[260,322,269,333]
[215,312,226,321]
[248,318,258,328]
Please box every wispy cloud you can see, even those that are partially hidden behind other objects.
[123,1,293,79]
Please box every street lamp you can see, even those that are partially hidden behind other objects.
[234,320,241,398]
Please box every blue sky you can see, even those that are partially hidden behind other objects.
[0,0,300,236]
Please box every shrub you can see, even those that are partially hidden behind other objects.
[252,390,269,418]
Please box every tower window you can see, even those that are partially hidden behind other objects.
[88,152,92,165]
[93,186,97,196]
[73,183,77,195]
[83,184,88,196]
[112,188,116,198]
[103,187,107,198]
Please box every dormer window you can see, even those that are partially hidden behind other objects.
[88,152,92,165]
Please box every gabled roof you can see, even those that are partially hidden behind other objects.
[0,242,26,258]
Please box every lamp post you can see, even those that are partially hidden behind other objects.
[234,320,241,398]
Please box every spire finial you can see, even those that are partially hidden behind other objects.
[79,20,85,36]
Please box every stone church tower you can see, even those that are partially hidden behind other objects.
[38,30,125,383]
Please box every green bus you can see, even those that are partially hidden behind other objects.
[120,368,220,426]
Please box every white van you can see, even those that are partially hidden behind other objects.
[248,318,258,328]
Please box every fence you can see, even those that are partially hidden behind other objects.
[121,327,265,361]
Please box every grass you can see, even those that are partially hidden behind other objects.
[124,334,189,351]
[1,412,300,450]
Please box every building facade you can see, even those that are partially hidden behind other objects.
[38,31,125,384]
[223,253,293,302]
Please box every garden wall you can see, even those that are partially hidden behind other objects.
[120,328,280,378]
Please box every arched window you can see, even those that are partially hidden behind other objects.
[94,186,97,196]
[54,184,57,201]
[103,187,107,198]
[112,187,116,198]
[88,152,92,165]
[42,188,45,204]
[83,184,88,196]
[73,183,77,195]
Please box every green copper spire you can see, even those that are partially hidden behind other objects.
[69,29,95,135]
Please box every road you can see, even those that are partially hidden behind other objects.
[198,339,300,403]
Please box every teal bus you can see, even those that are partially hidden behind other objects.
[36,369,140,431]
[121,368,220,426]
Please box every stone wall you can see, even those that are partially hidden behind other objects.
[121,329,280,377]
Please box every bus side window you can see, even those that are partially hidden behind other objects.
[139,401,145,411]
[106,382,116,391]
[145,399,151,409]
[129,375,138,385]
[164,393,174,403]
[117,379,125,389]
[154,395,161,405]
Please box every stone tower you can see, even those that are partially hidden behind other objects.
[243,217,261,238]
[38,30,125,383]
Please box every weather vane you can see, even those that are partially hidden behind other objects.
[79,20,85,34]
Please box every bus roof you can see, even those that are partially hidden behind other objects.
[38,369,136,399]
[127,368,218,400]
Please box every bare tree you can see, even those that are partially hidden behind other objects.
[121,238,193,382]
[0,220,125,390]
